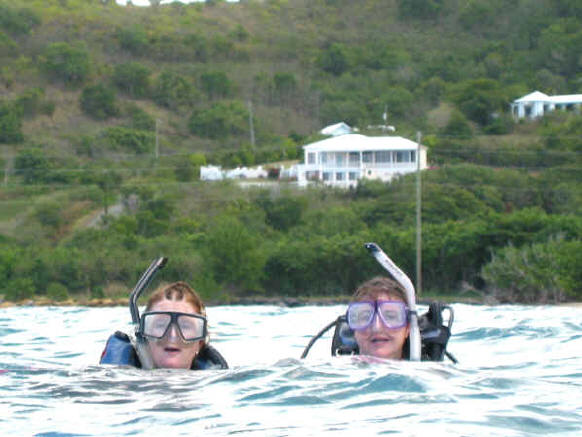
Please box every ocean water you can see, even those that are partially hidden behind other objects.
[1,303,581,436]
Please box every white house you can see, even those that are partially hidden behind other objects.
[296,134,427,188]
[511,91,582,120]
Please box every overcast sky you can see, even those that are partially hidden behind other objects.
[116,0,238,5]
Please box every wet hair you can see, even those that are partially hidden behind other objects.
[145,281,206,316]
[352,276,409,306]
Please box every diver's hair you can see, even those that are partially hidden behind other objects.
[352,276,409,305]
[145,281,206,317]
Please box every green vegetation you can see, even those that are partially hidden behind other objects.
[0,0,580,304]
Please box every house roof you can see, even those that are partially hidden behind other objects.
[303,134,424,152]
[514,91,582,104]
[514,91,550,103]
[548,94,582,104]
[320,122,352,136]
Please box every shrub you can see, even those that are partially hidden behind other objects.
[3,277,35,301]
[152,71,196,109]
[35,201,63,229]
[100,126,154,153]
[125,104,155,131]
[46,282,69,301]
[482,237,581,303]
[80,84,118,119]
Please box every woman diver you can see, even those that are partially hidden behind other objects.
[302,243,456,362]
[100,258,228,370]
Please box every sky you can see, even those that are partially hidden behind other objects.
[115,0,238,5]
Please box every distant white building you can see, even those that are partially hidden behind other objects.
[200,165,268,181]
[200,165,224,181]
[320,122,354,136]
[511,91,582,120]
[296,134,427,188]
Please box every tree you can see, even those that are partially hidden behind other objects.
[0,100,24,143]
[449,78,506,126]
[200,71,233,100]
[188,101,249,139]
[80,84,118,119]
[318,43,349,76]
[41,42,90,85]
[537,18,582,77]
[441,110,473,138]
[0,5,40,35]
[14,148,49,184]
[112,62,151,98]
[204,215,266,292]
[116,25,148,56]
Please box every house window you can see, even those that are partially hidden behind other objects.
[395,151,411,163]
[349,152,359,166]
[375,151,391,163]
[323,172,331,181]
[411,150,416,163]
[336,172,344,181]
[320,152,328,164]
[308,152,316,164]
[336,153,344,166]
[362,151,373,163]
[348,171,358,180]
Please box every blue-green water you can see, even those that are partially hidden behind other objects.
[1,304,581,436]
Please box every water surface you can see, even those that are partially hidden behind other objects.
[1,304,581,436]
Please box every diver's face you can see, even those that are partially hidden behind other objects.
[147,299,203,369]
[353,292,410,360]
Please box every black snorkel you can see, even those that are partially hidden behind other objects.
[129,257,168,369]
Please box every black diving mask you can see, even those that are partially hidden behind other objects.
[139,311,207,343]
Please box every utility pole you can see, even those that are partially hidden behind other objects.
[3,158,10,186]
[155,119,160,160]
[247,100,255,148]
[416,131,422,296]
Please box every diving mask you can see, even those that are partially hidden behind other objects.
[347,300,409,331]
[139,311,207,343]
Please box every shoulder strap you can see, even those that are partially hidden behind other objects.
[192,344,229,370]
[100,331,142,367]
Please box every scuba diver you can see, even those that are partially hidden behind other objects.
[301,243,457,363]
[100,257,228,370]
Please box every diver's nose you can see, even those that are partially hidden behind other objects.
[370,312,382,332]
[165,324,181,341]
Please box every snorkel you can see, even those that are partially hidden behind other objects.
[364,243,421,362]
[129,257,168,370]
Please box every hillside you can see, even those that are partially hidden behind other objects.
[0,0,580,304]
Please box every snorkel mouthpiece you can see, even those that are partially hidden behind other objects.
[129,257,168,369]
[364,243,421,361]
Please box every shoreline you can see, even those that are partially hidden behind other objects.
[1,295,579,308]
